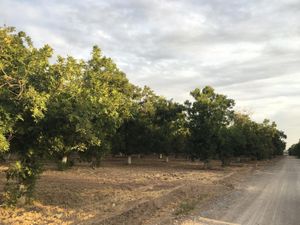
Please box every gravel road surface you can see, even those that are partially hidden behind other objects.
[182,156,300,225]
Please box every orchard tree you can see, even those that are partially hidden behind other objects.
[0,26,136,204]
[185,86,235,168]
[288,141,300,157]
[0,26,53,204]
[246,119,286,160]
[112,86,159,164]
[152,99,188,162]
[82,46,135,166]
[0,25,289,205]
[40,56,88,169]
[113,90,189,164]
[217,126,237,166]
[222,113,286,161]
[42,46,135,169]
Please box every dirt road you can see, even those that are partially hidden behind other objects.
[185,156,300,225]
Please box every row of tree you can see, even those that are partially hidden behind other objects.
[288,140,300,158]
[0,27,286,205]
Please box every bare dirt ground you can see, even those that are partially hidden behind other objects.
[178,156,300,225]
[0,156,264,225]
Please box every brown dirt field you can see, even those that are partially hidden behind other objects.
[0,156,261,225]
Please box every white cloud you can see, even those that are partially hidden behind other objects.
[1,0,300,146]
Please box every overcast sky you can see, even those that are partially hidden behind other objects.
[1,0,300,147]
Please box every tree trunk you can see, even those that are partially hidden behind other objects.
[203,160,212,169]
[5,153,11,160]
[92,156,101,168]
[62,155,68,164]
[165,156,169,163]
[127,155,132,165]
[221,158,230,167]
[221,158,225,167]
[57,155,69,171]
[159,154,163,159]
[18,196,26,206]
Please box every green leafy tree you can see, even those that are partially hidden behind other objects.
[41,46,135,168]
[0,25,288,205]
[288,141,300,157]
[152,99,188,162]
[222,113,286,162]
[185,86,235,168]
[217,126,236,166]
[0,27,53,204]
[0,27,135,204]
[113,89,189,164]
[112,86,158,164]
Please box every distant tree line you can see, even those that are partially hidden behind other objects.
[0,27,286,205]
[288,140,300,158]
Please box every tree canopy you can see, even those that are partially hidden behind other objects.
[288,140,300,158]
[0,26,287,205]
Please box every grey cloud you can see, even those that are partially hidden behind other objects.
[1,0,300,146]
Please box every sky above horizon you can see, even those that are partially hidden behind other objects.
[1,0,300,147]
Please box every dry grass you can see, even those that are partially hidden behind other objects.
[0,156,251,225]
